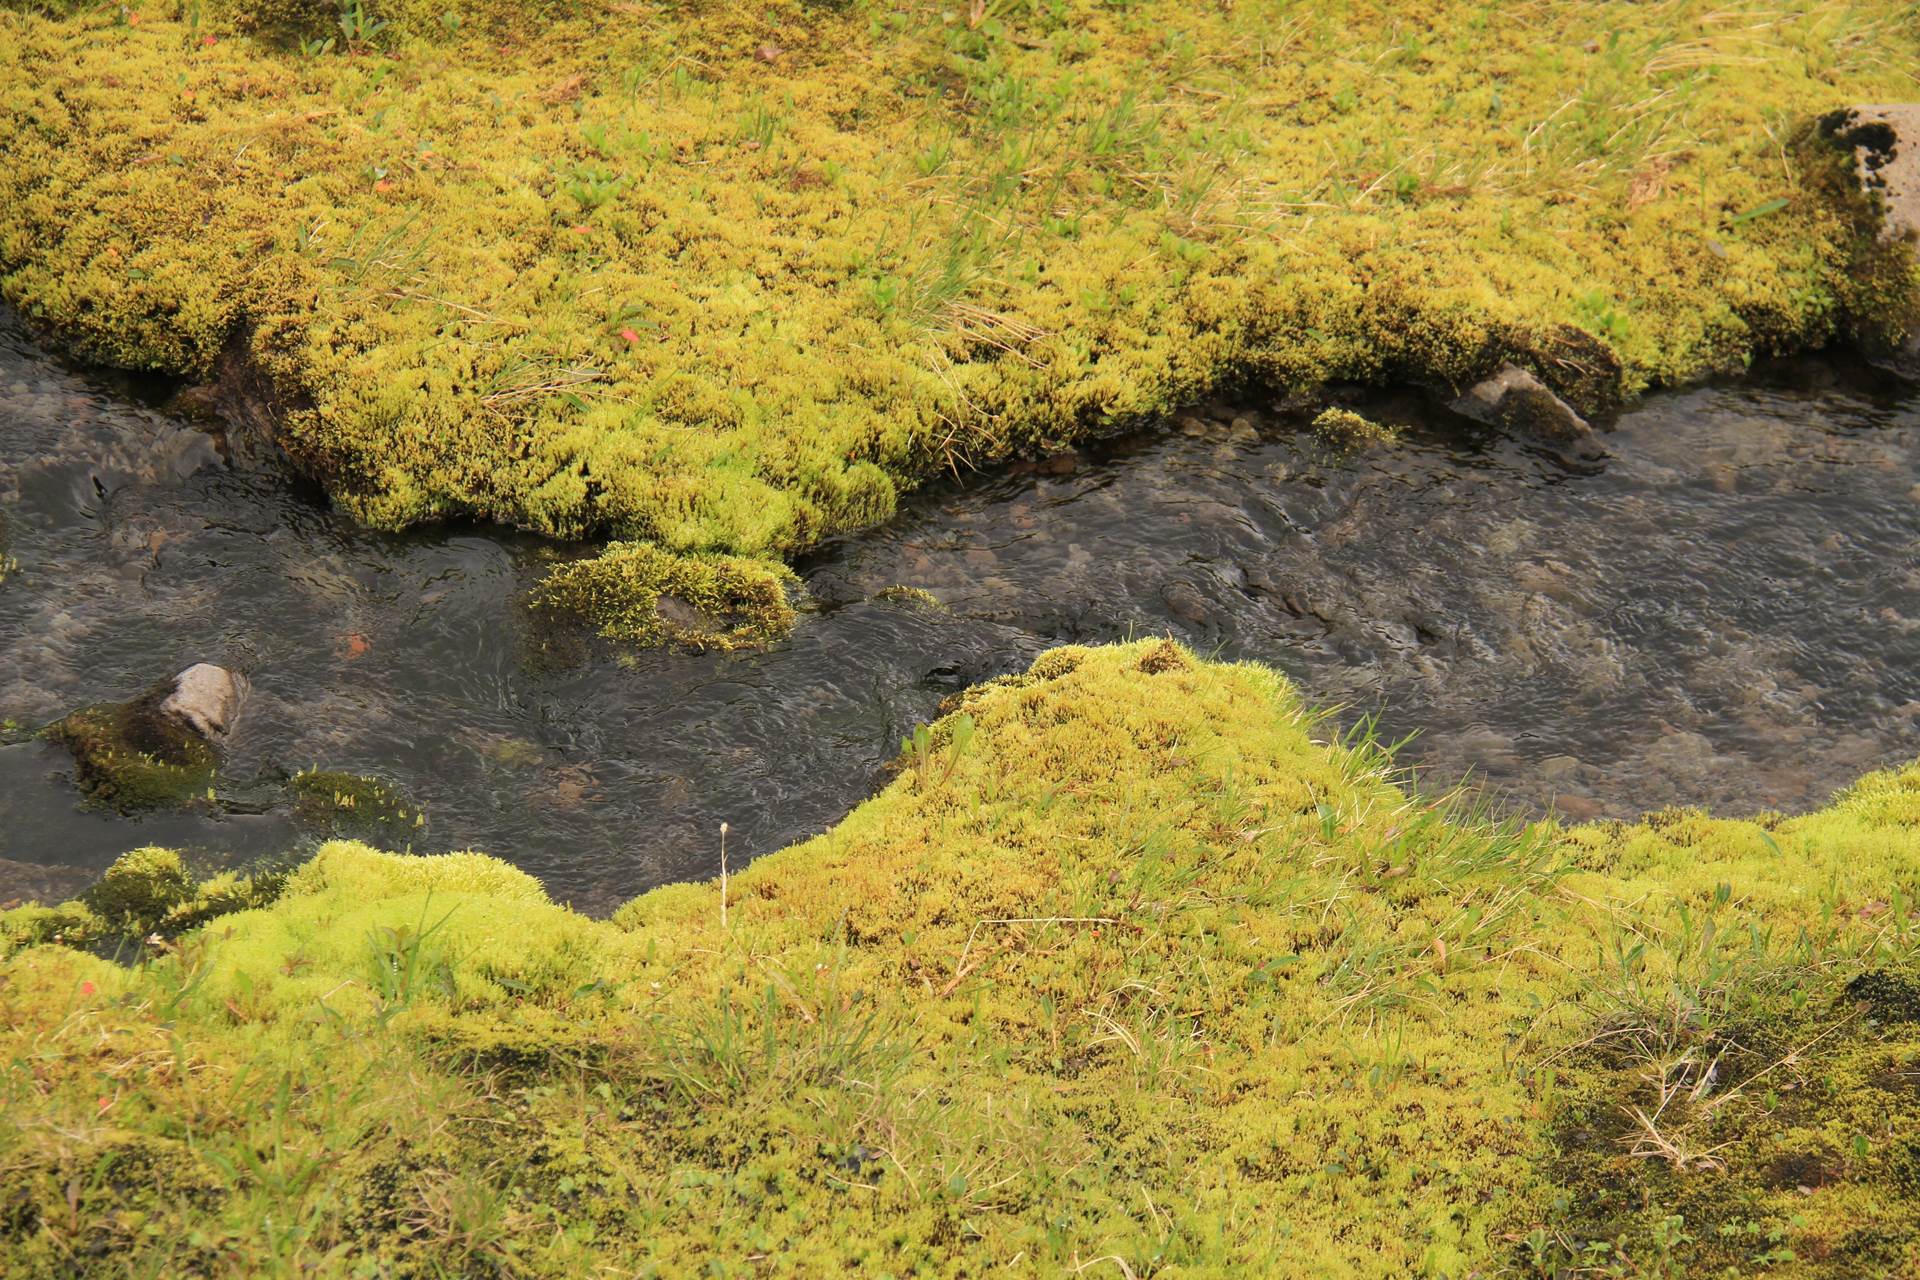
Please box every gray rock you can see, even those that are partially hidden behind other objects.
[158,663,249,740]
[1828,104,1920,241]
[1449,364,1596,447]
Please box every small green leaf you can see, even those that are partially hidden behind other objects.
[1729,196,1788,224]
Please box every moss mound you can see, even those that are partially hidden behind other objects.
[1,847,287,954]
[2,1,1916,639]
[2,643,1917,1274]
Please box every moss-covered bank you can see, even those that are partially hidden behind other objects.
[2,1,1917,638]
[3,641,1918,1275]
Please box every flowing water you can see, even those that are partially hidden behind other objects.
[2,316,1917,913]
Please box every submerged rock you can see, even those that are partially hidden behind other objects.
[41,664,247,811]
[1449,363,1599,449]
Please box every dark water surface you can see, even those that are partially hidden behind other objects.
[3,318,1917,912]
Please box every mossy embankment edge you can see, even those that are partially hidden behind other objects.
[3,1,1918,645]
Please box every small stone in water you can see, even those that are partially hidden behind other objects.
[159,663,249,740]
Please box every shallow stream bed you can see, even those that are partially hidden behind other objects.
[2,317,1916,912]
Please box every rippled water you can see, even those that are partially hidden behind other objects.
[2,316,1916,911]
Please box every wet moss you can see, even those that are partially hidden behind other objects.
[0,846,288,952]
[528,541,800,651]
[0,647,1915,1274]
[287,766,424,842]
[41,696,216,813]
[80,846,194,936]
[870,584,943,610]
[1309,406,1397,450]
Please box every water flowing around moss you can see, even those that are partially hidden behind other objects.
[1,1,1916,634]
[3,643,1917,1274]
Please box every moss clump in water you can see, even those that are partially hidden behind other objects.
[79,846,194,937]
[870,584,943,610]
[529,541,800,651]
[40,690,216,813]
[2,644,1916,1274]
[1310,405,1397,449]
[1,3,1916,642]
[287,767,424,842]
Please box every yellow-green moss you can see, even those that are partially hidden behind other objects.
[1,2,1915,644]
[528,540,800,650]
[3,643,1916,1275]
[1310,405,1397,449]
[0,899,98,955]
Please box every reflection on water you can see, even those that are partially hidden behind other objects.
[2,316,1916,911]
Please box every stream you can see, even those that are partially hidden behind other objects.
[2,316,1917,914]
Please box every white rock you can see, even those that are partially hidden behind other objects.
[158,663,249,740]
[1827,104,1920,241]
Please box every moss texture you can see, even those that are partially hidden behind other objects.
[2,642,1917,1275]
[2,1,1916,638]
[1309,405,1397,449]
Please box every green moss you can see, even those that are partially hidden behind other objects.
[528,540,800,650]
[287,766,424,842]
[1310,405,1396,449]
[3,643,1915,1274]
[80,846,195,936]
[871,584,943,610]
[0,899,98,956]
[2,2,1915,643]
[40,694,215,812]
[0,847,289,953]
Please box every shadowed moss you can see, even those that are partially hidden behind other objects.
[1,1,1916,641]
[2,644,1916,1275]
[80,846,195,937]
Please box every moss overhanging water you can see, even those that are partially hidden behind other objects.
[3,641,1918,1274]
[2,1,1918,643]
